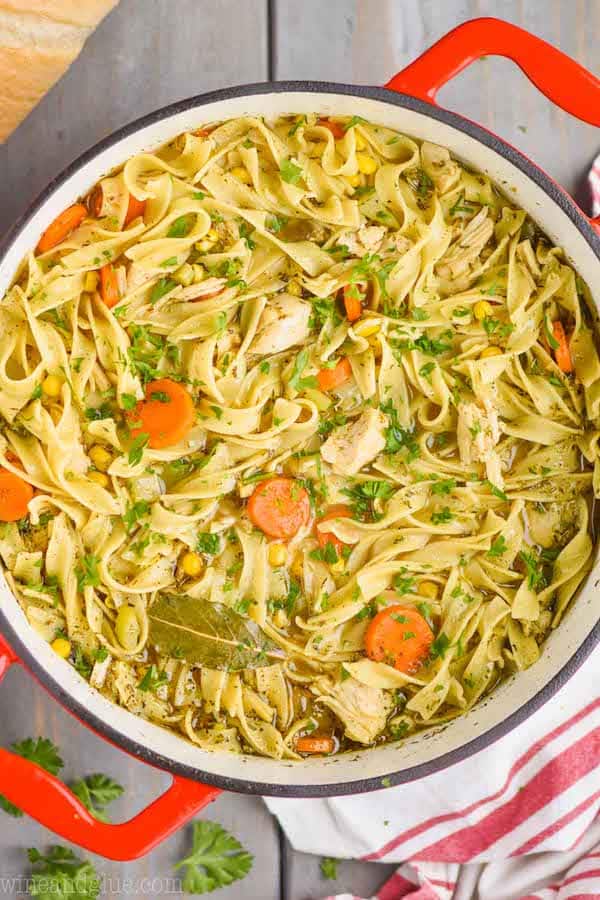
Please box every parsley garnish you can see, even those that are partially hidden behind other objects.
[138,665,168,693]
[128,433,149,466]
[380,399,420,460]
[167,215,192,238]
[0,738,63,817]
[288,349,318,392]
[320,857,339,879]
[174,820,253,893]
[150,278,177,304]
[487,535,507,558]
[76,555,100,591]
[431,507,453,525]
[279,158,303,184]
[430,632,451,659]
[70,774,124,823]
[27,846,101,898]
[342,480,393,521]
[197,533,220,555]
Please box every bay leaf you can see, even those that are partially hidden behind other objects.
[148,593,278,671]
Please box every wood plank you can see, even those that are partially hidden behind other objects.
[0,0,269,237]
[0,4,278,898]
[273,2,598,897]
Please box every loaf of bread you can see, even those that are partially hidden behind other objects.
[0,0,120,142]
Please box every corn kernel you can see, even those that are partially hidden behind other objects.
[88,470,109,488]
[473,300,493,321]
[268,543,287,567]
[346,173,362,188]
[330,559,345,574]
[181,551,204,577]
[84,271,99,292]
[51,637,71,659]
[356,153,378,175]
[286,280,303,297]
[42,374,63,399]
[480,345,503,359]
[354,132,367,151]
[355,320,380,339]
[291,552,304,579]
[88,445,112,472]
[418,581,439,600]
[230,166,252,184]
[115,605,140,651]
[173,263,194,286]
[303,388,332,412]
[192,264,206,283]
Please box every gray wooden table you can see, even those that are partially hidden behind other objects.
[0,2,598,898]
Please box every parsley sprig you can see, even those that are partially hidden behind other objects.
[174,820,253,893]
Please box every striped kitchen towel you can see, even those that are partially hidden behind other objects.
[265,635,600,899]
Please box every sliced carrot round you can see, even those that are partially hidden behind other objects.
[316,504,353,557]
[365,604,433,674]
[552,320,574,373]
[317,357,352,392]
[36,203,87,254]
[128,378,195,449]
[296,735,335,755]
[0,470,34,522]
[99,263,120,308]
[343,283,366,322]
[124,192,146,226]
[247,476,310,540]
[318,118,345,140]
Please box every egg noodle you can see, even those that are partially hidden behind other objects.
[0,113,598,760]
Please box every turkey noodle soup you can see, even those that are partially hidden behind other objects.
[0,113,598,760]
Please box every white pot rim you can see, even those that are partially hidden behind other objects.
[1,81,599,797]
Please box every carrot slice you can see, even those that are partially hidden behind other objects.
[552,321,574,373]
[318,118,345,140]
[343,284,365,322]
[128,378,195,449]
[36,203,87,254]
[247,476,310,540]
[317,357,352,392]
[0,470,34,522]
[296,736,335,755]
[316,504,352,557]
[365,604,433,674]
[124,192,146,226]
[99,264,120,308]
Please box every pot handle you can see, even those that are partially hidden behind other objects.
[385,16,600,234]
[0,634,221,861]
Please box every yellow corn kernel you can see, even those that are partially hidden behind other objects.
[286,280,303,297]
[84,271,99,292]
[192,263,206,283]
[291,552,304,579]
[268,543,287,567]
[181,551,204,577]
[480,345,503,359]
[473,300,493,321]
[356,153,378,175]
[42,374,63,399]
[89,445,112,472]
[355,320,380,339]
[51,637,71,659]
[88,470,109,488]
[418,581,439,600]
[346,173,362,188]
[330,559,345,574]
[230,166,252,184]
[115,605,140,651]
[354,132,367,151]
[303,388,332,412]
[173,263,194,286]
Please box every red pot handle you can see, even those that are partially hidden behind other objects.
[0,634,221,860]
[385,16,600,235]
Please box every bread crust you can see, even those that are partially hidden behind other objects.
[0,0,119,141]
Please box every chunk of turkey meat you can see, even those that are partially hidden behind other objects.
[435,207,494,279]
[321,407,387,475]
[457,396,503,486]
[421,141,461,194]
[250,293,311,355]
[337,225,387,257]
[312,676,393,745]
